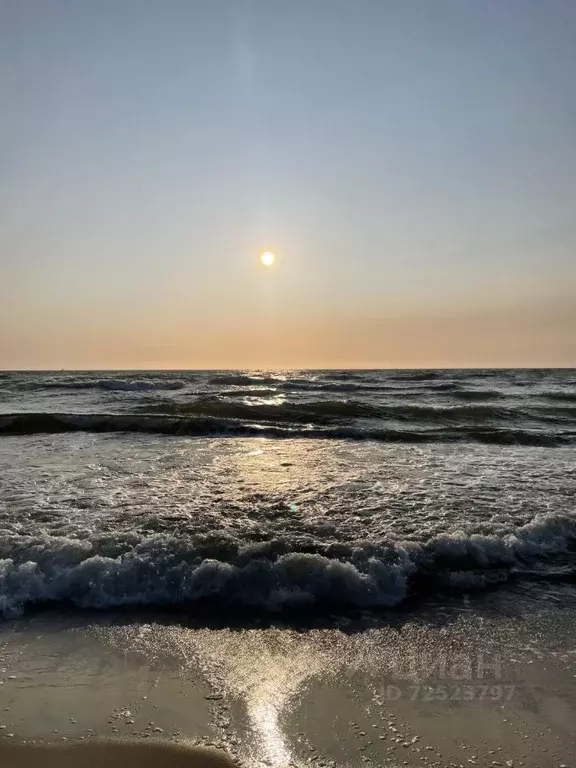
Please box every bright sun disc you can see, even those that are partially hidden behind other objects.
[260,250,275,267]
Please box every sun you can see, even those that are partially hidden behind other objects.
[260,250,275,267]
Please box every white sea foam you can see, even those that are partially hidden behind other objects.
[1,419,574,617]
[0,514,574,616]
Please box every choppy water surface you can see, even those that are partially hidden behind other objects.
[0,369,575,615]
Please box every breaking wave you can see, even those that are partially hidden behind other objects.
[135,397,576,425]
[1,514,575,616]
[0,411,574,445]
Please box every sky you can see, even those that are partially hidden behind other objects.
[1,0,575,369]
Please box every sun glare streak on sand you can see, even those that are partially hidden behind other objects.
[104,625,342,768]
[5,608,576,768]
[249,701,291,767]
[179,629,333,767]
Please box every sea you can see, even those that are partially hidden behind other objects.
[1,368,575,618]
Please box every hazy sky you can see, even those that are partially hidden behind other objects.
[1,0,575,369]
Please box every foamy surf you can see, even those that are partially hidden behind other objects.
[1,513,575,617]
[1,369,575,620]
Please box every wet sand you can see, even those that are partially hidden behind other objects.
[0,741,235,767]
[1,595,575,767]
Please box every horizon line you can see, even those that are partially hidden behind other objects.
[1,365,575,373]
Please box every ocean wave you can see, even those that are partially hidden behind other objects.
[208,374,285,386]
[451,388,504,401]
[220,381,405,395]
[1,513,575,616]
[388,370,441,381]
[317,370,378,382]
[0,411,574,445]
[49,378,188,392]
[137,398,576,426]
[6,377,190,392]
[151,398,410,422]
[206,375,374,393]
[218,387,280,397]
[541,391,576,403]
[145,397,381,423]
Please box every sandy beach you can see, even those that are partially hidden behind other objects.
[0,741,235,768]
[1,592,575,767]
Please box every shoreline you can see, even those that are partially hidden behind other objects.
[1,596,575,767]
